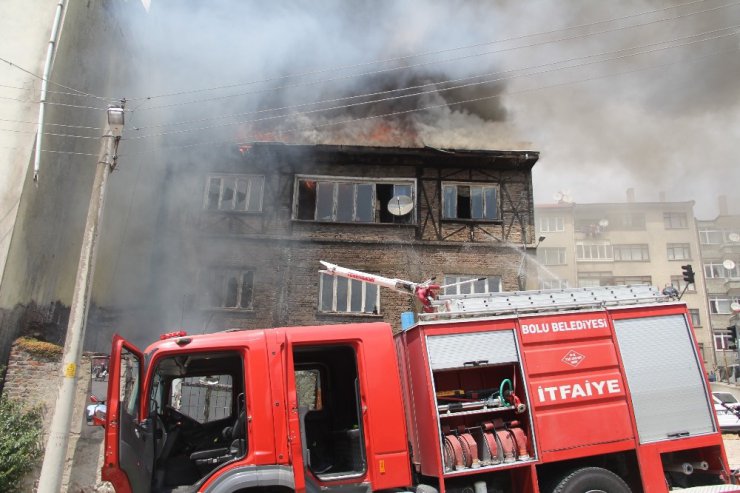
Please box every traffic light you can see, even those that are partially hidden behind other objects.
[681,264,695,284]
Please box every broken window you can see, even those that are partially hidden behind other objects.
[441,183,498,221]
[204,268,254,310]
[319,273,379,314]
[204,175,264,212]
[294,176,415,224]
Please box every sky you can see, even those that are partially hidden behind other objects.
[123,0,740,219]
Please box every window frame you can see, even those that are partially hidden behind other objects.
[663,212,688,229]
[688,309,701,327]
[203,267,255,311]
[538,247,567,266]
[293,175,416,225]
[538,215,565,233]
[441,181,500,222]
[666,243,691,261]
[540,279,569,290]
[613,244,650,262]
[699,229,723,244]
[709,296,740,315]
[704,261,739,279]
[442,275,502,296]
[318,272,380,315]
[575,242,614,262]
[204,174,265,213]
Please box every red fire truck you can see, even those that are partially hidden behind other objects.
[98,263,739,493]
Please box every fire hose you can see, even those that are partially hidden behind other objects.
[444,420,530,470]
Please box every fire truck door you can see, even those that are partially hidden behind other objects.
[104,335,154,493]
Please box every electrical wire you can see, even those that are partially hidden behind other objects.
[0,55,110,103]
[125,25,740,141]
[124,0,721,104]
[0,128,99,140]
[118,43,740,159]
[0,118,102,131]
[131,21,740,132]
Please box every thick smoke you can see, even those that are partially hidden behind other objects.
[88,0,740,347]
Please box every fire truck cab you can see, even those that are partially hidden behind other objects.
[101,281,738,493]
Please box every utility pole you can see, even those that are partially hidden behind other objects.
[37,104,124,493]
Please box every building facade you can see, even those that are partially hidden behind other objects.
[534,193,714,365]
[696,197,740,379]
[135,143,539,343]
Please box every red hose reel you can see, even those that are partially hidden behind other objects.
[443,419,530,472]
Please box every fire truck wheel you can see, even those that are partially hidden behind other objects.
[552,467,631,493]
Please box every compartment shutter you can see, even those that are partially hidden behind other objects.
[613,314,715,443]
[426,330,518,370]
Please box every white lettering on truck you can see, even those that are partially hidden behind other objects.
[536,379,621,403]
[521,317,607,335]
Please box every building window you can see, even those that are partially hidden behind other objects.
[663,212,688,229]
[613,276,652,286]
[442,183,499,221]
[576,242,613,261]
[666,243,691,261]
[715,332,735,351]
[294,177,415,224]
[538,216,565,233]
[204,268,254,310]
[709,296,740,314]
[538,247,567,266]
[205,175,264,212]
[540,279,569,290]
[704,261,739,279]
[613,244,650,262]
[610,213,646,230]
[577,272,613,288]
[670,276,695,293]
[699,229,723,244]
[319,273,379,314]
[442,275,501,296]
[574,218,608,237]
[688,309,701,327]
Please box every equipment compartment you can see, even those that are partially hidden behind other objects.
[428,330,537,475]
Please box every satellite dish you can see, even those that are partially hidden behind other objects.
[723,259,737,270]
[553,190,573,204]
[729,233,740,242]
[598,219,609,228]
[731,302,740,314]
[388,195,413,216]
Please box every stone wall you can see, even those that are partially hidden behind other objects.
[2,339,105,492]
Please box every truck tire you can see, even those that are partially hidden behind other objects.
[552,467,631,493]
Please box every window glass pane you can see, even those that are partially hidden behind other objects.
[443,185,456,218]
[350,279,363,312]
[173,375,233,423]
[120,349,140,417]
[336,277,348,312]
[484,187,497,220]
[225,276,238,308]
[365,284,378,314]
[207,178,221,210]
[316,182,334,221]
[457,186,471,219]
[221,177,235,210]
[247,176,264,212]
[297,180,317,220]
[235,179,247,211]
[356,184,373,222]
[320,274,333,311]
[240,271,253,309]
[395,184,411,197]
[336,183,354,222]
[209,271,225,307]
[470,187,484,219]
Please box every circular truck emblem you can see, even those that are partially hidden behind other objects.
[562,350,585,367]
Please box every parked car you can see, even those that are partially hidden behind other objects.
[713,394,740,434]
[713,391,740,410]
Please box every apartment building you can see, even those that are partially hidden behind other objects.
[696,197,740,378]
[534,192,713,365]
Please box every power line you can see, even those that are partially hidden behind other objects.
[0,118,102,131]
[0,55,110,103]
[40,149,99,157]
[125,25,740,142]
[124,0,717,105]
[131,19,740,133]
[128,0,740,114]
[120,43,740,159]
[0,127,99,140]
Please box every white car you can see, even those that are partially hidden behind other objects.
[713,391,740,410]
[713,394,740,434]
